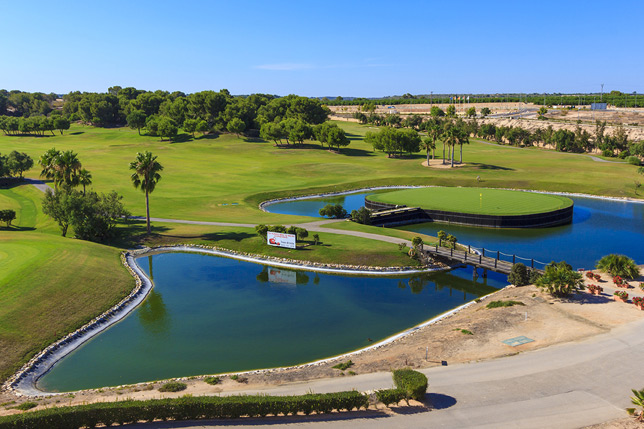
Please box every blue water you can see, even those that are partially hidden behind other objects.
[37,253,503,392]
[266,192,644,268]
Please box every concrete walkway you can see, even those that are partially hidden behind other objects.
[128,317,644,428]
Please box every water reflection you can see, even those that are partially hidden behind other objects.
[138,290,170,335]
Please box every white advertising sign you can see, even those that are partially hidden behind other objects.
[267,231,296,249]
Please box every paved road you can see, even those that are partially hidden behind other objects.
[128,317,644,428]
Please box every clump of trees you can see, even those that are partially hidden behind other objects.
[319,204,347,219]
[0,115,69,136]
[255,224,310,241]
[0,151,33,179]
[350,206,371,224]
[42,187,129,241]
[364,127,421,158]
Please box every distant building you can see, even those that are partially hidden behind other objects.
[591,102,607,110]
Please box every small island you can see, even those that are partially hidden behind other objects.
[366,187,574,228]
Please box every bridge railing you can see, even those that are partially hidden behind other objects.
[429,243,548,271]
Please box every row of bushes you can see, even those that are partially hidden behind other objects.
[0,391,369,428]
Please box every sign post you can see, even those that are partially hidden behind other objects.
[267,231,296,249]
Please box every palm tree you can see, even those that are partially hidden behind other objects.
[78,168,92,195]
[426,122,442,161]
[55,150,82,188]
[627,388,644,422]
[443,127,458,168]
[38,148,61,189]
[130,151,163,234]
[456,128,470,164]
[421,137,435,166]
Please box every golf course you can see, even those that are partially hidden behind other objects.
[0,119,642,389]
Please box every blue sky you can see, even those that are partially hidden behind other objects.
[1,0,642,96]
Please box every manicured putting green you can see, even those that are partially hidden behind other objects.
[368,187,573,216]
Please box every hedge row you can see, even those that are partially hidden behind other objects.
[0,392,369,429]
[393,369,428,401]
[375,388,407,406]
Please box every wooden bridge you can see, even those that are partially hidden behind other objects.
[425,244,547,276]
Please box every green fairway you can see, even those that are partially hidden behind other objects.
[0,122,640,224]
[368,187,573,215]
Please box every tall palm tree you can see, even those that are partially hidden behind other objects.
[55,150,82,188]
[130,151,163,234]
[456,128,470,164]
[443,127,458,167]
[421,137,435,166]
[426,123,442,161]
[78,168,92,195]
[39,148,61,189]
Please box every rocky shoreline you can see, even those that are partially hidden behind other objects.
[2,243,447,397]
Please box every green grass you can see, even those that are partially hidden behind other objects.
[0,120,642,387]
[368,187,573,215]
[0,122,640,225]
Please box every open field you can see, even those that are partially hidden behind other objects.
[368,187,573,215]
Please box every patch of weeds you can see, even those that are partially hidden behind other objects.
[66,394,75,399]
[204,376,221,385]
[474,298,481,303]
[348,371,357,376]
[144,384,155,391]
[486,300,525,309]
[158,382,187,392]
[332,360,354,371]
[13,402,37,411]
[455,328,474,335]
[0,401,16,407]
[229,374,247,383]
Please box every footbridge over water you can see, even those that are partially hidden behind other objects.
[426,245,547,276]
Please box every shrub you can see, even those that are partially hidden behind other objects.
[332,360,354,371]
[312,233,320,245]
[204,376,220,386]
[375,389,406,406]
[0,391,369,427]
[633,297,644,306]
[536,261,584,297]
[597,254,640,279]
[486,300,525,309]
[508,263,530,286]
[392,369,428,402]
[627,156,641,166]
[350,206,371,225]
[158,382,187,392]
[13,402,37,411]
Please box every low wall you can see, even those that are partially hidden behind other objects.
[365,198,574,228]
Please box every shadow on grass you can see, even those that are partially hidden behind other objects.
[0,178,38,189]
[468,163,515,171]
[340,147,375,157]
[0,225,36,232]
[69,131,85,135]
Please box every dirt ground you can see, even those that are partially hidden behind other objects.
[2,267,643,427]
[329,103,644,141]
[422,159,466,169]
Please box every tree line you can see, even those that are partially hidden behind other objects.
[0,115,70,136]
[326,90,643,108]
